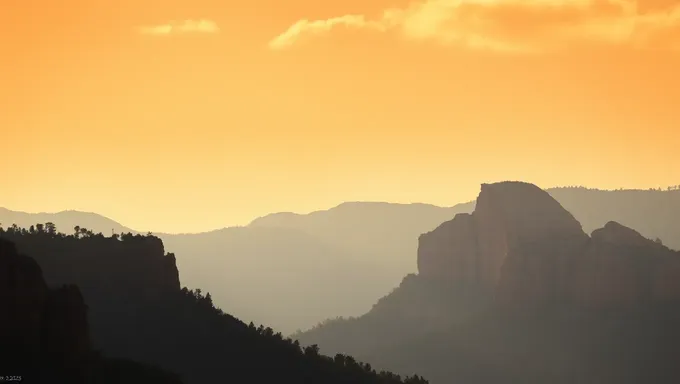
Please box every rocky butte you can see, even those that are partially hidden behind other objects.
[417,181,680,309]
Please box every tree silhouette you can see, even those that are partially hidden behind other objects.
[45,222,56,235]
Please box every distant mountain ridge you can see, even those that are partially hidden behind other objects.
[0,207,136,235]
[250,202,461,227]
[3,186,678,242]
[2,186,679,333]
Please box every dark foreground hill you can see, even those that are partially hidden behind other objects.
[295,182,680,384]
[0,237,182,384]
[0,228,427,384]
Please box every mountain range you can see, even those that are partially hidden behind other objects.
[2,186,679,333]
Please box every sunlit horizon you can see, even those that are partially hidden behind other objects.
[3,0,679,233]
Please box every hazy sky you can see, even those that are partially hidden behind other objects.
[2,0,679,233]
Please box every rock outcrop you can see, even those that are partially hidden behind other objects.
[474,182,589,291]
[570,221,680,308]
[4,233,181,303]
[417,181,589,300]
[0,237,91,379]
[418,181,680,309]
[0,237,184,383]
[417,213,478,285]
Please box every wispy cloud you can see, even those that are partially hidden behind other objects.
[269,15,388,50]
[269,0,680,52]
[139,19,219,36]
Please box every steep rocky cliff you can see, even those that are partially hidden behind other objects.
[417,213,478,285]
[570,221,680,308]
[0,238,183,383]
[0,238,91,379]
[417,181,680,309]
[3,233,180,303]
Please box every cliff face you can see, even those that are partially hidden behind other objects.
[418,182,680,309]
[4,234,180,302]
[569,222,680,308]
[417,213,478,285]
[0,232,184,371]
[474,182,589,293]
[0,237,184,383]
[0,239,48,354]
[417,182,589,300]
[0,238,91,375]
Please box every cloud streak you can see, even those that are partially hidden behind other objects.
[269,15,388,50]
[269,0,680,52]
[139,19,219,36]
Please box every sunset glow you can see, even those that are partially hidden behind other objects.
[2,0,679,232]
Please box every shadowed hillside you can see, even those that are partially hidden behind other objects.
[0,226,428,384]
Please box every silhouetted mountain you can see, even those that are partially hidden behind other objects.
[295,182,680,384]
[2,186,678,333]
[0,227,428,384]
[0,237,182,384]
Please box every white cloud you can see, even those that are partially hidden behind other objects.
[269,15,388,50]
[139,19,219,36]
[269,0,680,52]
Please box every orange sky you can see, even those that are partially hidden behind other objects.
[1,0,679,233]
